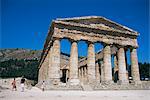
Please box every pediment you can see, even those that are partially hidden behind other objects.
[55,16,138,35]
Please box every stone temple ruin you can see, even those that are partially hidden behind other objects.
[38,16,148,90]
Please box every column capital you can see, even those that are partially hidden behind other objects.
[102,43,114,48]
[69,39,78,43]
[116,45,125,49]
[129,46,138,50]
[86,41,94,45]
[124,47,128,52]
[53,37,61,41]
[130,47,137,51]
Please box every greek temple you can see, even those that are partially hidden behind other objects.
[38,16,141,90]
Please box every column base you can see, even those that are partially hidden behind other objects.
[46,78,60,86]
[117,80,129,85]
[69,78,80,85]
[101,80,114,85]
[134,80,142,85]
[96,79,100,83]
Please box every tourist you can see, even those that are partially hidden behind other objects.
[41,81,45,91]
[11,78,17,91]
[20,76,25,92]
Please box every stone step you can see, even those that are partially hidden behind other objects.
[81,84,93,91]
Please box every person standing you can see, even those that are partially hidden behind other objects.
[11,78,17,91]
[20,76,25,92]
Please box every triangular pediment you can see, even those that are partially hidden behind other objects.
[56,16,138,35]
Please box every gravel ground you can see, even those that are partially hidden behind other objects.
[0,86,150,100]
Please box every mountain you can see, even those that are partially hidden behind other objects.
[0,48,42,62]
[0,48,42,81]
[0,48,70,81]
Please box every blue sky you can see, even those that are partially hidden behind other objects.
[0,0,149,63]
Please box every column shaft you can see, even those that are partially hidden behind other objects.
[48,47,52,78]
[100,61,104,83]
[78,68,81,79]
[66,70,69,82]
[84,67,88,83]
[69,41,79,85]
[45,53,49,80]
[114,55,118,73]
[84,67,87,78]
[38,67,42,83]
[81,67,84,81]
[87,43,96,82]
[96,62,100,83]
[130,48,141,84]
[103,45,113,83]
[50,39,60,84]
[114,55,119,82]
[42,59,46,80]
[40,67,42,81]
[118,47,128,84]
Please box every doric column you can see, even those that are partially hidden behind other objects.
[100,60,104,83]
[114,55,118,73]
[78,68,81,79]
[114,55,119,82]
[103,45,113,83]
[38,67,42,83]
[84,67,87,79]
[66,70,69,82]
[60,70,63,79]
[82,67,84,81]
[48,46,53,78]
[42,59,46,80]
[83,67,85,79]
[118,47,128,84]
[87,42,96,82]
[40,67,43,82]
[45,53,49,80]
[69,41,80,85]
[130,48,141,84]
[41,66,44,81]
[96,62,100,83]
[125,49,129,80]
[81,67,84,81]
[50,38,60,84]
